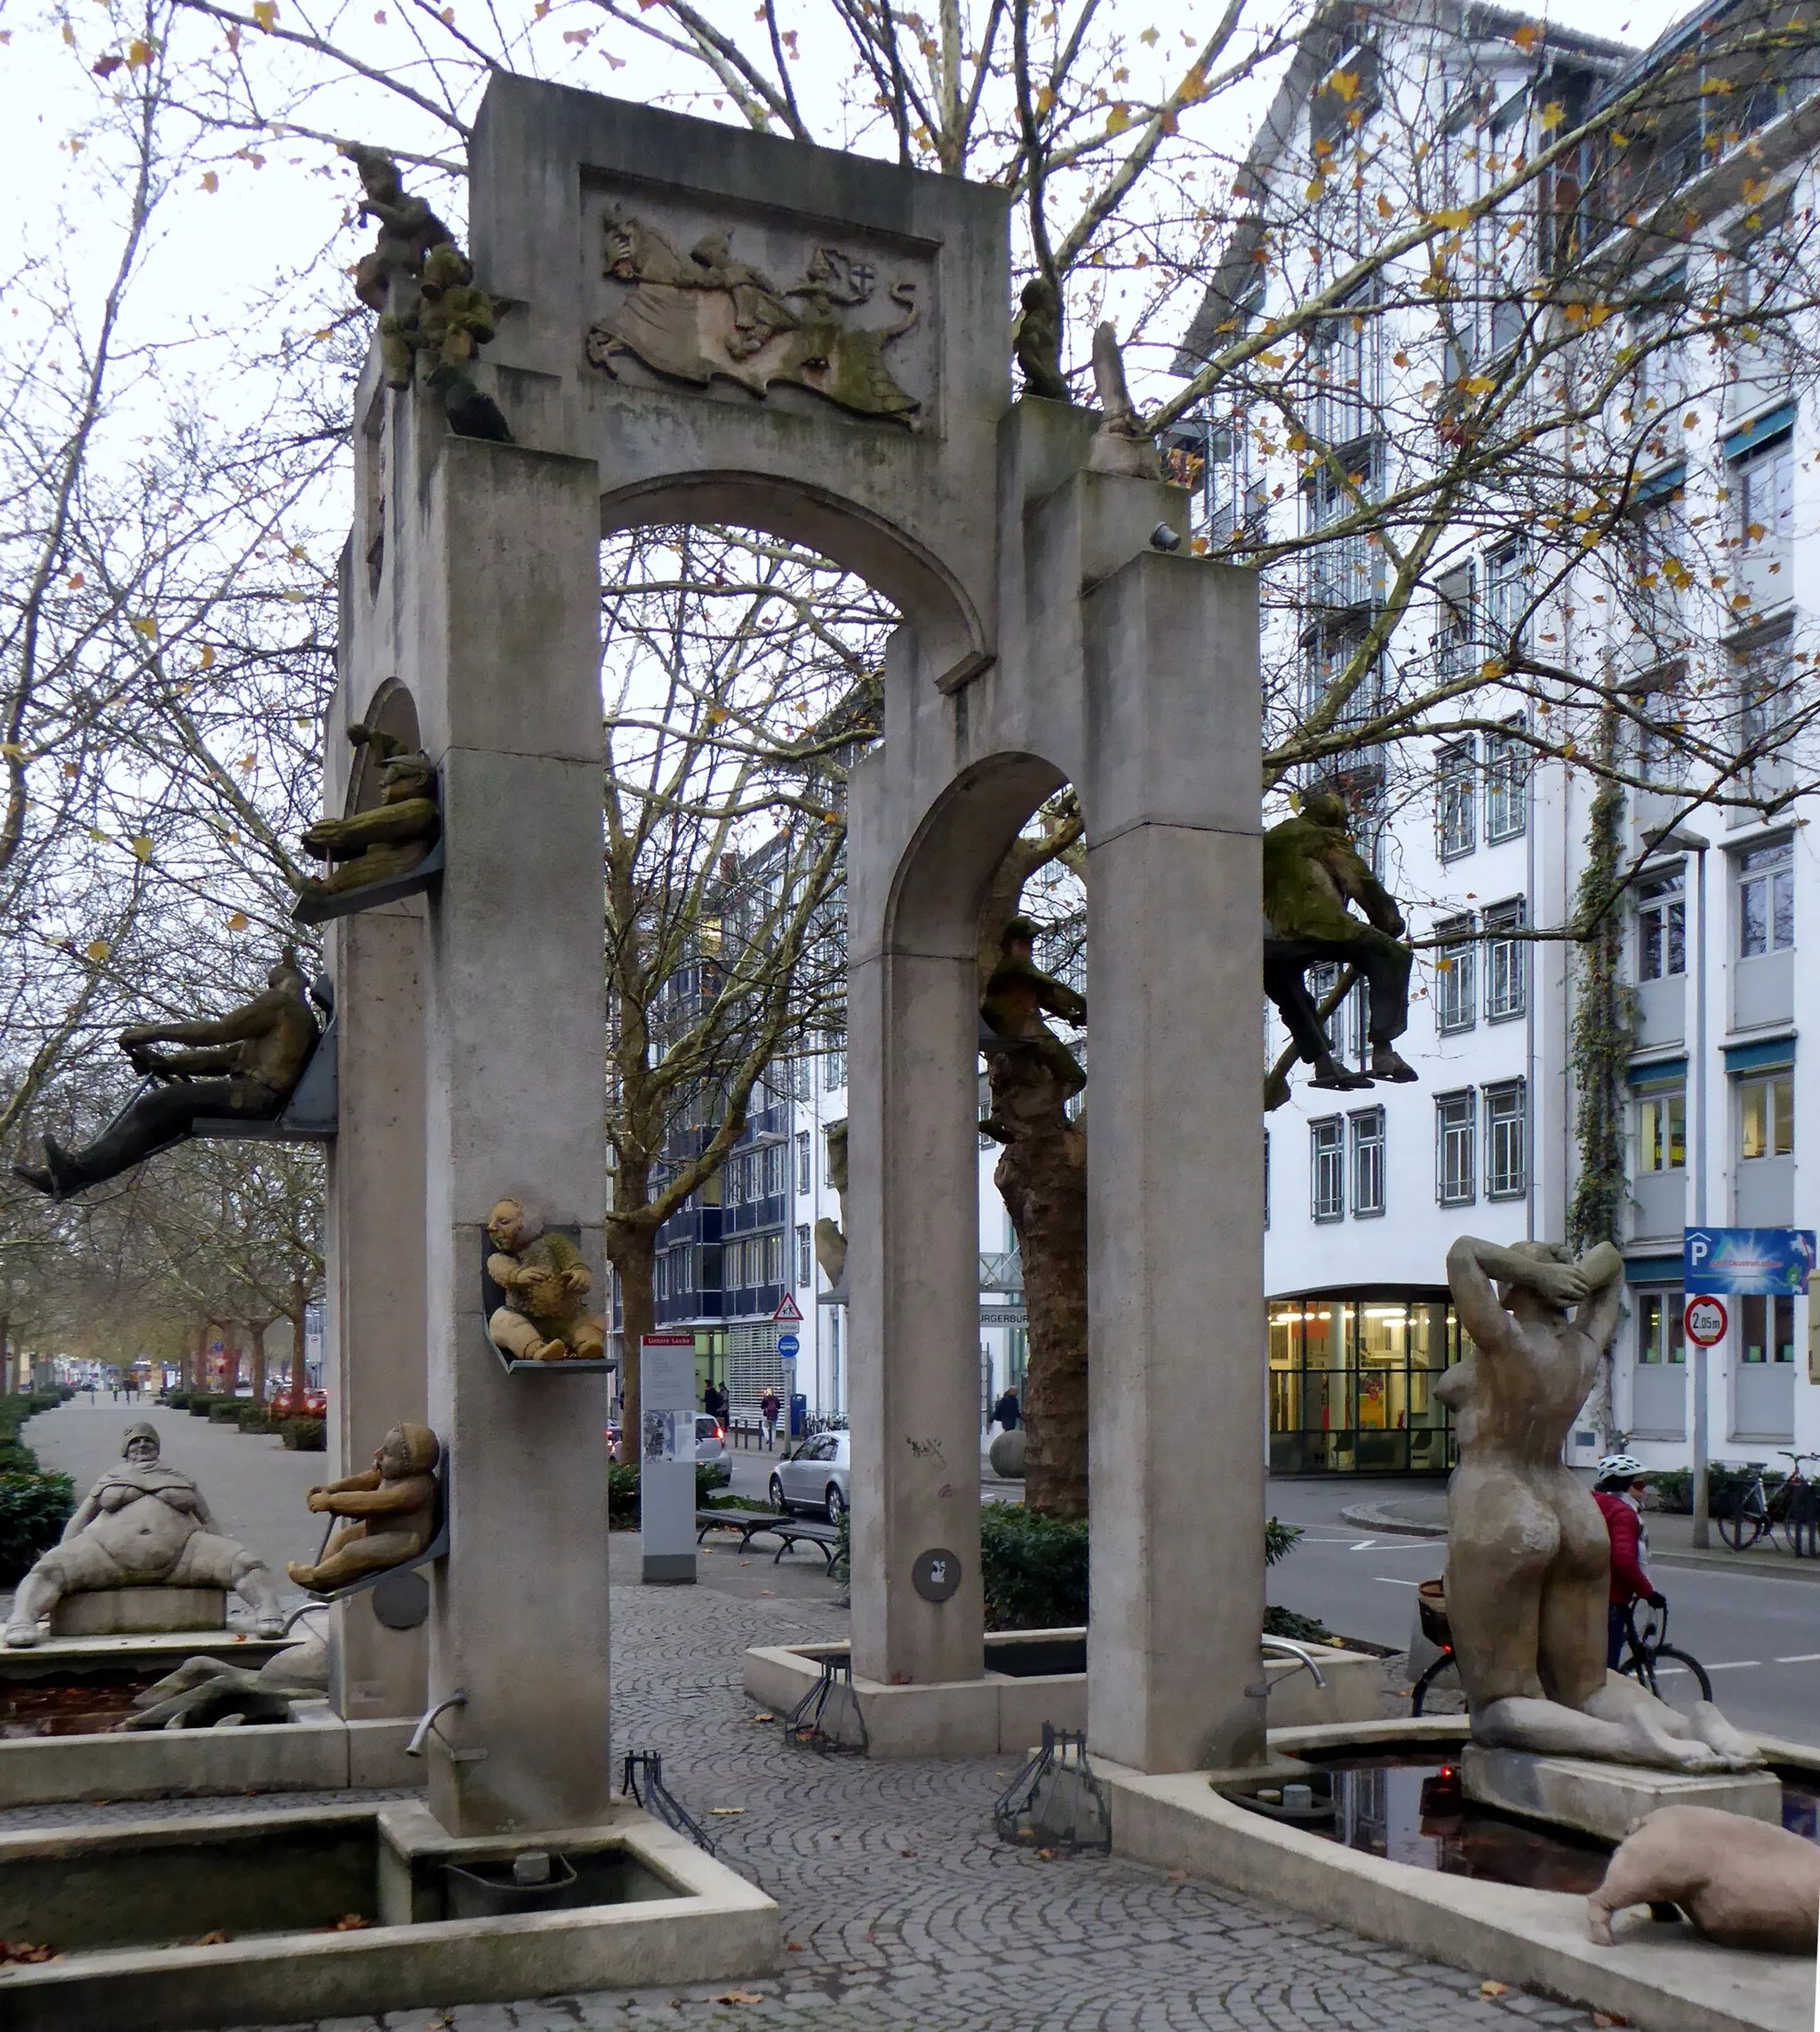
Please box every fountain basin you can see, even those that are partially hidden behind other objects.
[742,1629,1381,1756]
[0,1797,777,2032]
[1099,1719,1819,2032]
[0,1631,414,1804]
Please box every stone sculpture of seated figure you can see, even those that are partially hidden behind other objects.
[4,1423,284,1646]
[484,1197,606,1363]
[294,723,441,916]
[1439,1236,1761,1774]
[286,1422,440,1593]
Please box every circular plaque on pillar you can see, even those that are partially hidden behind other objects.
[371,1567,431,1629]
[910,1548,962,1604]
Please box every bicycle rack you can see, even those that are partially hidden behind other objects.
[781,1652,867,1755]
[993,1723,1112,1855]
[619,1751,715,1855]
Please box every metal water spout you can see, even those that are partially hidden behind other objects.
[1259,1636,1326,1689]
[405,1689,468,1757]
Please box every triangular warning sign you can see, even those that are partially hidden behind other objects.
[771,1292,803,1324]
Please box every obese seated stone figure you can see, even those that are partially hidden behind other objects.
[12,948,320,1201]
[5,1423,284,1646]
[484,1197,606,1363]
[286,1422,440,1593]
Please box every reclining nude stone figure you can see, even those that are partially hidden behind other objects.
[1439,1237,1760,1773]
[286,1422,439,1593]
[5,1423,284,1646]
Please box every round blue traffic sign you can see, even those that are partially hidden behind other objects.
[776,1333,800,1358]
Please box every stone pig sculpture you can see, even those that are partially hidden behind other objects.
[1589,1804,1820,1952]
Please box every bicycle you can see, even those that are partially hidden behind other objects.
[1614,1597,1713,1709]
[1715,1452,1820,1555]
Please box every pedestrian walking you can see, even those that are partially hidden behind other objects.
[703,1380,724,1426]
[993,1387,1020,1432]
[759,1388,780,1450]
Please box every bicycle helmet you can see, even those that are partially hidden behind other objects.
[1596,1453,1647,1482]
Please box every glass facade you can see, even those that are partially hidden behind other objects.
[1268,1287,1464,1474]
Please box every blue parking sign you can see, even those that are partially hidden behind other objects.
[1683,1227,1817,1295]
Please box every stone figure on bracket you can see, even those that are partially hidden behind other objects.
[588,213,921,423]
[4,1423,284,1646]
[122,1621,330,1731]
[978,916,1086,1142]
[343,144,510,443]
[1262,789,1417,1104]
[1014,277,1072,402]
[1439,1236,1762,1773]
[812,1119,849,1296]
[294,723,442,922]
[12,948,321,1200]
[483,1198,607,1363]
[286,1423,440,1593]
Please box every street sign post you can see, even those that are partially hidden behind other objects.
[771,1292,803,1324]
[1683,1294,1728,1348]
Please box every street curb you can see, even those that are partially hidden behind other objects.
[1338,1503,1444,1538]
[1340,1503,1820,1582]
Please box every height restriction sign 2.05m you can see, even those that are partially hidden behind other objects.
[1683,1295,1728,1348]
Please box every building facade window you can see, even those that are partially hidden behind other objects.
[1434,564,1476,679]
[1738,1070,1794,1161]
[762,1232,784,1285]
[1484,722,1528,844]
[795,1224,812,1287]
[1485,1080,1528,1200]
[1637,1087,1687,1172]
[1267,1290,1463,1476]
[763,1142,787,1199]
[1485,540,1529,651]
[1263,1129,1271,1231]
[1350,1107,1385,1218]
[1638,871,1686,980]
[1436,1091,1476,1205]
[823,1035,847,1091]
[1737,840,1793,956]
[1435,915,1477,1033]
[1731,429,1794,616]
[1740,1292,1796,1364]
[1484,899,1528,1021]
[1437,739,1477,860]
[1637,1291,1686,1364]
[1311,1117,1345,1221]
[795,1131,811,1196]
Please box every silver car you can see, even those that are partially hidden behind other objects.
[770,1431,849,1523]
[695,1415,730,1488]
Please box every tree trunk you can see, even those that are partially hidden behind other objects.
[986,1044,1089,1519]
[0,1312,10,1396]
[249,1321,268,1412]
[289,1276,308,1412]
[606,1218,658,1465]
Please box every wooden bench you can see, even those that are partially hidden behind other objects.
[691,1509,842,1574]
[766,1519,842,1573]
[695,1508,786,1550]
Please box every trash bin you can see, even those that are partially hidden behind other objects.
[788,1392,808,1440]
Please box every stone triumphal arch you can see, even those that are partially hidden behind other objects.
[326,74,1264,1834]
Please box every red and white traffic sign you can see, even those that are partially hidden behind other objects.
[1683,1294,1728,1348]
[771,1292,802,1324]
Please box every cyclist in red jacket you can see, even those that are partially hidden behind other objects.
[1593,1452,1667,1668]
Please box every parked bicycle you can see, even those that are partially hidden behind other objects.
[1716,1452,1820,1556]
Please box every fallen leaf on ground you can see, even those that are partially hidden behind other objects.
[1479,1980,1509,1996]
[1036,1847,1058,1860]
[1168,1868,1189,1881]
[786,1940,806,1952]
[327,1913,370,1931]
[751,1712,775,1723]
[196,1930,230,1945]
[899,1848,916,1858]
[714,1992,766,2005]
[0,1941,56,1965]
[708,1806,746,1816]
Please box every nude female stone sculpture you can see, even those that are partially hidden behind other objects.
[1439,1237,1760,1773]
[4,1424,284,1646]
[484,1197,606,1362]
[286,1422,439,1593]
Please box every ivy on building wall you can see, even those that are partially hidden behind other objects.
[1568,715,1636,1255]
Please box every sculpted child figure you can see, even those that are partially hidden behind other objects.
[287,1422,439,1593]
[5,1423,283,1645]
[485,1197,606,1363]
[1440,1238,1760,1773]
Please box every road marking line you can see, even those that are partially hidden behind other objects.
[1350,1540,1377,1550]
[1703,1660,1761,1671]
[1776,1652,1820,1664]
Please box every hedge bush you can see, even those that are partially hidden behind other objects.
[0,1471,75,1584]
[1649,1463,1784,1516]
[188,1396,219,1417]
[979,1505,1089,1629]
[209,1401,245,1425]
[164,1391,192,1411]
[236,1406,277,1435]
[603,1460,727,1530]
[281,1418,326,1452]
